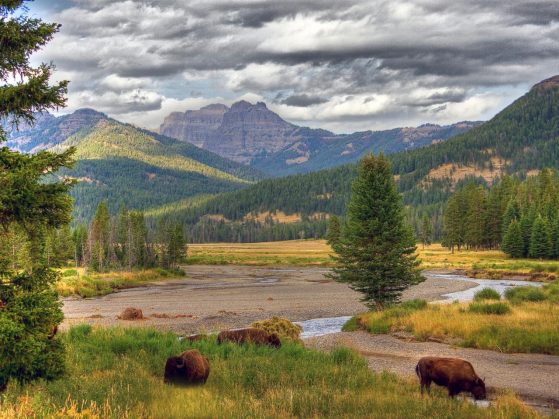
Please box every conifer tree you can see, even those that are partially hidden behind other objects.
[519,212,535,257]
[329,154,423,309]
[89,201,111,272]
[502,200,521,238]
[0,0,72,392]
[529,215,553,259]
[502,220,524,258]
[326,215,341,247]
[419,215,432,249]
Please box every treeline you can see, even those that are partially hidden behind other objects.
[1,202,188,272]
[73,202,187,271]
[184,218,328,243]
[442,169,559,259]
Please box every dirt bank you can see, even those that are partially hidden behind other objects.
[61,266,475,333]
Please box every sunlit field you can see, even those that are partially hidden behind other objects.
[0,326,540,419]
[347,283,559,355]
[56,267,184,298]
[188,241,559,278]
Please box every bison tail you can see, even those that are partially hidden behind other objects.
[415,363,420,379]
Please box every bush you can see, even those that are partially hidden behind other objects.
[505,286,546,303]
[468,302,511,315]
[61,269,78,277]
[473,288,501,301]
[251,316,303,342]
[400,299,428,310]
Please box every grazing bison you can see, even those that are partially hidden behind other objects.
[164,349,210,385]
[415,357,486,400]
[217,328,281,348]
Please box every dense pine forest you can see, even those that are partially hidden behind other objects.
[443,169,559,259]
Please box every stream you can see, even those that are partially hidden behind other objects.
[298,273,544,338]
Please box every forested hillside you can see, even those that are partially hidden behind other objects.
[50,118,264,221]
[165,76,559,242]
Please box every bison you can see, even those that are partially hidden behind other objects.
[217,328,281,348]
[415,357,486,400]
[164,349,210,385]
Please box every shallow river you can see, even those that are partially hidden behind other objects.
[299,273,544,338]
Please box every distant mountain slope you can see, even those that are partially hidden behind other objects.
[159,100,480,175]
[2,108,106,153]
[251,122,480,176]
[166,75,559,240]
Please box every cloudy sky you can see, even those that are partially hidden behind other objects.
[31,0,559,133]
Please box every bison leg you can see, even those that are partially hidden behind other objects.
[448,385,460,398]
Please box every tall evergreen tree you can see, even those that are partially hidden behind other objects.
[529,215,553,259]
[419,215,432,249]
[0,0,72,392]
[89,201,111,272]
[326,215,341,247]
[329,154,423,309]
[502,220,524,258]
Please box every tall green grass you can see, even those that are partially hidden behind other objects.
[0,326,539,418]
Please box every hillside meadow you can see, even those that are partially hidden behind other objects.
[0,326,541,419]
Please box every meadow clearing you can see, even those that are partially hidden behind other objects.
[0,326,542,419]
[188,241,559,279]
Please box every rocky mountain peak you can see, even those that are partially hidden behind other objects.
[532,75,559,91]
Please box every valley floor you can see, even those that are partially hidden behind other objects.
[61,265,473,333]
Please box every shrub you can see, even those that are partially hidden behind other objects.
[251,316,303,342]
[505,286,546,303]
[473,288,501,301]
[468,302,511,315]
[400,299,428,310]
[61,269,78,277]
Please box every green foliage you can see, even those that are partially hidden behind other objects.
[325,215,341,247]
[505,286,547,303]
[0,1,72,391]
[473,288,501,301]
[502,220,524,258]
[330,155,424,309]
[0,326,535,418]
[419,215,432,248]
[529,215,553,259]
[468,302,511,315]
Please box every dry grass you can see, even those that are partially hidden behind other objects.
[354,300,559,354]
[187,240,334,266]
[55,267,184,298]
[188,240,559,278]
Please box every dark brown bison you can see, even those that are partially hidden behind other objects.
[217,328,281,348]
[415,357,486,400]
[164,349,210,385]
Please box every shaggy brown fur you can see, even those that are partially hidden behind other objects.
[415,357,486,400]
[217,328,281,348]
[164,349,210,385]
[118,307,144,320]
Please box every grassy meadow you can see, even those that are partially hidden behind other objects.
[188,241,559,279]
[56,267,184,298]
[0,326,541,419]
[347,282,559,355]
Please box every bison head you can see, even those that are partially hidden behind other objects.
[268,333,282,348]
[471,377,486,400]
[164,356,186,383]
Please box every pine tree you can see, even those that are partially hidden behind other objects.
[519,212,534,258]
[329,154,423,309]
[502,220,524,258]
[502,200,521,239]
[529,215,553,259]
[326,215,341,247]
[419,215,432,249]
[89,201,111,272]
[71,224,88,267]
[0,0,72,392]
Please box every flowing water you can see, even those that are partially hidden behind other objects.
[299,273,544,338]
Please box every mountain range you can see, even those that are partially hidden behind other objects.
[159,101,481,176]
[164,75,559,242]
